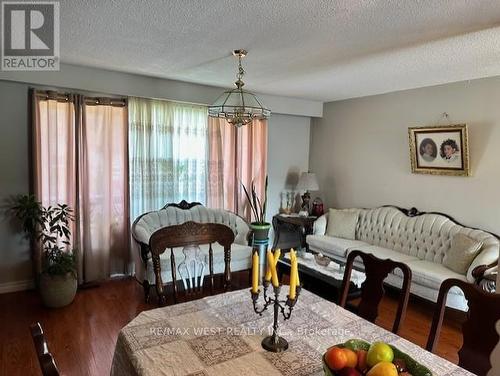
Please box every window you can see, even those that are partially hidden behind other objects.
[128,97,208,221]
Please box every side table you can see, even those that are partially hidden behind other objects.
[272,214,316,252]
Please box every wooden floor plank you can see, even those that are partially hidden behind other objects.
[0,276,463,375]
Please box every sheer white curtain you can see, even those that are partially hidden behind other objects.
[128,97,208,221]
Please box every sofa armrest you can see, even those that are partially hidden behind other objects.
[313,214,328,235]
[467,244,499,282]
[473,264,497,293]
[472,262,497,279]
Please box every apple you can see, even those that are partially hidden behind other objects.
[366,342,394,367]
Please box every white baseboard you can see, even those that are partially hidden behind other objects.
[0,279,35,294]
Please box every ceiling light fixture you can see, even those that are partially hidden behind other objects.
[208,50,271,127]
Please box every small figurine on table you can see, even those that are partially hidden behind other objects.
[299,191,311,217]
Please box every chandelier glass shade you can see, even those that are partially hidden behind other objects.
[208,50,271,127]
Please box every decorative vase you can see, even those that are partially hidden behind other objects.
[250,222,271,241]
[39,272,77,308]
[250,222,272,277]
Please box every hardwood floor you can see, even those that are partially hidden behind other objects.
[0,276,464,375]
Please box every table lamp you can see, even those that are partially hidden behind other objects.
[296,172,319,215]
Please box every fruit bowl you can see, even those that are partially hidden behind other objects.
[322,339,433,376]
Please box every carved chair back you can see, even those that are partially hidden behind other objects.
[149,221,235,305]
[339,250,412,334]
[30,322,60,376]
[426,278,500,375]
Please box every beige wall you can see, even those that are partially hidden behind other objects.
[309,76,500,286]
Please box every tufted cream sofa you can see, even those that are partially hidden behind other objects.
[307,206,499,311]
[132,201,252,302]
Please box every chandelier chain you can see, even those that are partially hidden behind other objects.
[237,55,245,81]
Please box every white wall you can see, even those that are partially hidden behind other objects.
[0,76,312,289]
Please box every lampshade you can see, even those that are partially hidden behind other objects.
[296,172,319,191]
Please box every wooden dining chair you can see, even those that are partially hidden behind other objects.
[426,278,500,376]
[30,322,60,376]
[150,221,235,305]
[339,250,412,334]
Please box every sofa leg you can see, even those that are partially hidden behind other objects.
[143,280,151,303]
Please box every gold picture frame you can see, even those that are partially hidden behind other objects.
[408,124,470,176]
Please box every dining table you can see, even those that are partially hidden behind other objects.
[111,287,473,376]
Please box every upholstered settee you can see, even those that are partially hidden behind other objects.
[306,206,499,311]
[132,201,252,302]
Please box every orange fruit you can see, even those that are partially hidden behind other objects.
[343,348,358,368]
[325,346,348,371]
[356,349,368,371]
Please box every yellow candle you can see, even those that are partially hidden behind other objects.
[289,253,297,299]
[251,251,259,293]
[290,249,300,286]
[269,253,280,287]
[273,248,281,265]
[295,260,300,287]
[265,250,273,281]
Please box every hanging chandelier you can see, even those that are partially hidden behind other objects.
[208,50,271,127]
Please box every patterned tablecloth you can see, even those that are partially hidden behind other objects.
[111,288,473,376]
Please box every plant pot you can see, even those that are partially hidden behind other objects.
[39,272,77,308]
[250,222,271,241]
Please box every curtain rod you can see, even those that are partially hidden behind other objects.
[34,90,127,107]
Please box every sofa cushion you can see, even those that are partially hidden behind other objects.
[145,243,252,284]
[306,234,368,259]
[443,233,483,274]
[326,209,358,240]
[348,245,419,263]
[394,259,468,292]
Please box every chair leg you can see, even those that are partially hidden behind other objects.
[224,248,231,291]
[143,280,151,304]
[152,254,166,306]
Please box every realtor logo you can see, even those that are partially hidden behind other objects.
[1,1,59,70]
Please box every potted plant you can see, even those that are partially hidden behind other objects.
[10,195,77,308]
[242,176,271,241]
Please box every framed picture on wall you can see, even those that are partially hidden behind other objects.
[408,124,470,176]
